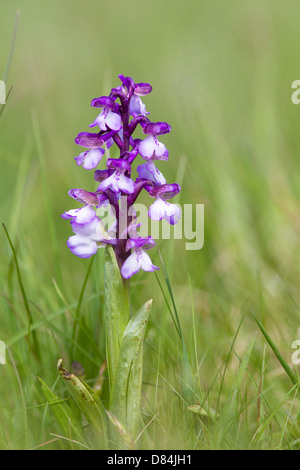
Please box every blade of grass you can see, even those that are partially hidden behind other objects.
[8,137,33,239]
[70,256,95,360]
[251,310,299,387]
[216,312,247,414]
[156,249,194,403]
[6,346,28,449]
[31,109,62,286]
[2,10,21,82]
[214,336,256,448]
[154,271,180,338]
[2,223,40,360]
[157,248,183,342]
[188,274,203,400]
[250,383,299,446]
[6,290,103,347]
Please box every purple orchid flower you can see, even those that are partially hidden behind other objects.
[148,184,181,225]
[137,161,166,185]
[90,96,122,132]
[61,204,97,225]
[97,159,134,194]
[121,236,158,279]
[67,216,116,258]
[138,122,171,161]
[74,148,105,170]
[74,131,116,170]
[62,75,181,278]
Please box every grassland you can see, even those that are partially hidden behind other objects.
[1,0,300,450]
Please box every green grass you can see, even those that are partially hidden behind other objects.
[1,0,300,450]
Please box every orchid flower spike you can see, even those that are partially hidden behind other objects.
[62,75,181,278]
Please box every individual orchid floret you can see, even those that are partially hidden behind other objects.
[90,96,122,132]
[129,94,149,117]
[118,75,152,117]
[97,169,134,195]
[97,159,134,195]
[74,131,116,170]
[148,184,181,225]
[148,199,181,225]
[121,236,158,279]
[118,75,152,99]
[138,136,168,161]
[67,216,116,259]
[137,161,166,185]
[74,148,105,170]
[138,122,171,161]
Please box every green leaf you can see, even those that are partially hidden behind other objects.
[104,246,130,390]
[109,299,152,439]
[57,358,108,449]
[38,376,86,448]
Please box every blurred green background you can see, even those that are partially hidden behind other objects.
[1,0,300,449]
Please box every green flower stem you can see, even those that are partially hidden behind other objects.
[104,246,152,446]
[104,246,130,390]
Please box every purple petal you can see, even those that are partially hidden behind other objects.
[94,169,112,182]
[126,236,156,251]
[75,132,104,149]
[134,83,152,96]
[70,217,101,237]
[98,171,134,194]
[148,198,165,221]
[90,96,115,109]
[90,109,122,132]
[74,152,87,166]
[148,198,181,224]
[74,148,105,170]
[140,250,159,272]
[149,183,181,200]
[105,136,114,149]
[138,135,168,161]
[143,122,171,135]
[107,158,131,172]
[97,173,115,193]
[129,94,149,117]
[68,189,100,206]
[118,75,135,95]
[105,110,122,131]
[117,173,135,194]
[121,248,158,278]
[67,235,98,258]
[136,162,166,185]
[121,252,140,278]
[61,205,96,224]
